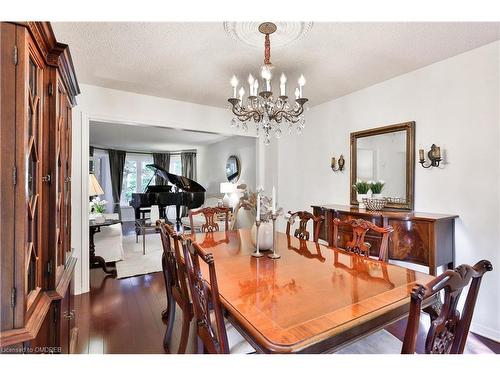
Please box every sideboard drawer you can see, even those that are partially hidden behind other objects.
[387,219,430,265]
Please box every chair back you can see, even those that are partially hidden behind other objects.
[188,207,230,234]
[402,260,493,354]
[181,237,229,354]
[158,223,189,303]
[332,218,393,261]
[286,211,324,242]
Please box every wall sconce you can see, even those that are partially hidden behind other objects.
[331,155,345,172]
[419,144,442,168]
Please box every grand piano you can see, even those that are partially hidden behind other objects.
[130,164,206,227]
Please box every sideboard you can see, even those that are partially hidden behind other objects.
[311,204,458,275]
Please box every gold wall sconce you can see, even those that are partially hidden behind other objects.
[331,155,345,172]
[419,144,442,168]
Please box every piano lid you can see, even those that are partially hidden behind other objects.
[146,164,206,193]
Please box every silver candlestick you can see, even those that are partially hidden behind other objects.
[252,220,264,258]
[267,213,281,259]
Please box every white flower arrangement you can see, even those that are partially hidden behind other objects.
[89,196,107,214]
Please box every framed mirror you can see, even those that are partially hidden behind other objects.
[350,121,415,210]
[226,155,241,183]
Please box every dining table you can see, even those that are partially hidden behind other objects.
[189,228,435,354]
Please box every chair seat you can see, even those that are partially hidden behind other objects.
[225,319,255,354]
[210,312,254,354]
[334,330,401,354]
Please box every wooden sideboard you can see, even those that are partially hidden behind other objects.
[311,204,458,275]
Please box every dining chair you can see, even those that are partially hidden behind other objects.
[158,223,193,354]
[188,207,230,234]
[401,259,493,354]
[332,218,393,261]
[286,235,326,262]
[286,210,324,242]
[337,260,492,354]
[181,237,254,354]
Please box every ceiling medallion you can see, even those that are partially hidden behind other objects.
[223,21,313,49]
[227,22,309,145]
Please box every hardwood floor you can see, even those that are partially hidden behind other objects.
[74,267,500,354]
[75,270,167,354]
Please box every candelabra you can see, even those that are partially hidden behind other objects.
[251,220,264,258]
[267,213,281,259]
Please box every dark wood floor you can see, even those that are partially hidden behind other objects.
[74,267,500,354]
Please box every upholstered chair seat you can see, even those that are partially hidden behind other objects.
[210,312,254,354]
[334,330,401,354]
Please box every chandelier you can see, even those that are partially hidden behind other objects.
[227,22,308,145]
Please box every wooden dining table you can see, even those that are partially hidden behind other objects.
[189,228,435,354]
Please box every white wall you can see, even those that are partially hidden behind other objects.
[276,41,500,340]
[197,136,257,194]
[71,84,259,295]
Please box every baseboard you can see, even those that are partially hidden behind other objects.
[470,322,500,342]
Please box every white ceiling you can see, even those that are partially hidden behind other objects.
[53,22,500,108]
[89,121,229,152]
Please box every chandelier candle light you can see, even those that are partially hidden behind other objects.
[228,22,309,145]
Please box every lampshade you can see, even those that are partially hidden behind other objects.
[220,182,235,194]
[89,173,104,196]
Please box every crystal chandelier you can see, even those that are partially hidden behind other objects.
[228,22,308,145]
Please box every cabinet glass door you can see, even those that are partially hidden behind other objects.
[25,38,44,312]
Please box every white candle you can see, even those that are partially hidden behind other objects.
[295,88,300,100]
[280,73,287,96]
[248,74,255,96]
[230,75,238,98]
[261,66,272,92]
[256,192,261,221]
[238,87,245,104]
[254,80,259,95]
[272,187,276,214]
[298,74,306,98]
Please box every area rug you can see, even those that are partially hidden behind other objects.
[115,231,163,279]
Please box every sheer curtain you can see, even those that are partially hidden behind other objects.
[153,153,170,185]
[108,149,126,214]
[181,151,197,216]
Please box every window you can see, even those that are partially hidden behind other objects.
[121,154,154,205]
[169,154,182,176]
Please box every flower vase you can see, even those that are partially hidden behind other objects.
[94,212,105,224]
[250,221,273,251]
[372,193,383,199]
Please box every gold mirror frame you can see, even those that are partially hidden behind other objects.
[350,121,415,210]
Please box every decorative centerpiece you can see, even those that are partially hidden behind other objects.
[369,180,385,199]
[352,180,371,209]
[239,187,283,257]
[362,197,387,211]
[89,196,108,224]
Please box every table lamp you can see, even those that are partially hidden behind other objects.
[89,173,104,196]
[220,182,235,208]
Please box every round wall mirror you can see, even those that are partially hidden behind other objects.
[226,155,241,182]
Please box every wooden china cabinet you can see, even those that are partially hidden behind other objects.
[0,22,80,353]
